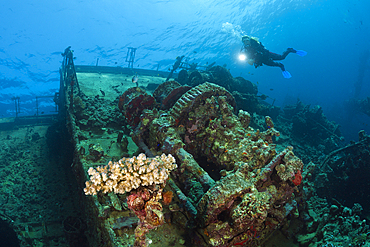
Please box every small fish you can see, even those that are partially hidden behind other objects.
[270,88,273,91]
[132,74,139,87]
[132,75,138,84]
[100,89,105,96]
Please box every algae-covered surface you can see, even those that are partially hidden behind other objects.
[66,70,192,247]
[67,69,305,247]
[0,123,82,246]
[3,66,368,247]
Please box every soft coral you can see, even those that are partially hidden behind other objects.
[292,170,302,186]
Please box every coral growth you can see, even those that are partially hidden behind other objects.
[84,153,178,247]
[162,191,174,205]
[118,87,156,126]
[130,82,304,246]
[73,66,370,246]
[296,196,370,246]
[84,153,177,195]
[292,170,302,186]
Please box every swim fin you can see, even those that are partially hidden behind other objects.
[295,50,307,56]
[282,70,292,79]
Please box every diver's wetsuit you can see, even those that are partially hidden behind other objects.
[243,40,295,71]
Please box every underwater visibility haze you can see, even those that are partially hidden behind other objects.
[1,0,370,246]
[1,0,369,142]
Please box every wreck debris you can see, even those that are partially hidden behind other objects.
[118,87,156,126]
[84,153,177,246]
[128,82,303,246]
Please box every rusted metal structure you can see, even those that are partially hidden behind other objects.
[61,47,305,247]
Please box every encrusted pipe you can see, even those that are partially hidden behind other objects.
[136,140,155,158]
[260,146,292,182]
[175,148,215,190]
[167,178,197,217]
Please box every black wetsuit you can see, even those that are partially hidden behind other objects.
[243,40,295,71]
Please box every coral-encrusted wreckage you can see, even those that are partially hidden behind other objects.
[55,43,370,246]
[84,153,177,246]
[82,79,305,246]
[132,82,303,246]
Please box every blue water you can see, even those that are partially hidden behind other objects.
[1,0,369,141]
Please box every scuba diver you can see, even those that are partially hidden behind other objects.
[240,35,307,78]
[166,55,185,81]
